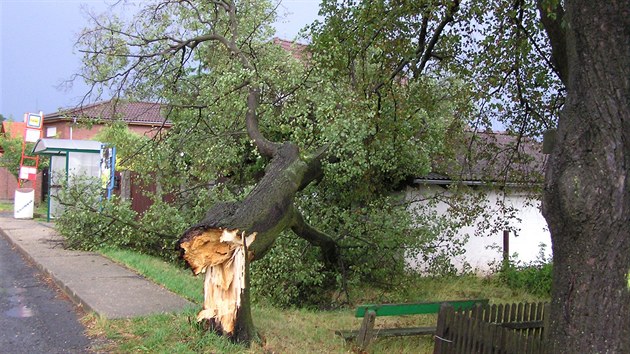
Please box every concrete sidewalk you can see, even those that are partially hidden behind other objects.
[0,215,194,319]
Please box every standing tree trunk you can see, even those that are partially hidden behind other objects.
[540,0,630,351]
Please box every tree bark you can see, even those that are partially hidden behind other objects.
[177,142,337,345]
[541,1,630,352]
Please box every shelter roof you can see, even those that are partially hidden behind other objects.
[32,138,103,156]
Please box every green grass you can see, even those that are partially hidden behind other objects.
[92,248,549,353]
[0,199,48,222]
[0,200,13,212]
[99,248,204,303]
[84,309,249,353]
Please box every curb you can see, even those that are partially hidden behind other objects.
[0,225,95,315]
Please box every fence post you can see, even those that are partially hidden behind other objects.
[120,170,131,200]
[434,303,452,354]
[503,230,510,267]
[357,309,376,350]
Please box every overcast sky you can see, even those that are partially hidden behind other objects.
[0,0,321,121]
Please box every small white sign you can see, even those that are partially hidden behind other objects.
[19,166,37,180]
[25,128,41,142]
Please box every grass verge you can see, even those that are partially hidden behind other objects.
[0,200,13,212]
[99,248,204,303]
[94,248,548,353]
[0,199,48,222]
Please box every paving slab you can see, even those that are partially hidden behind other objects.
[0,216,194,319]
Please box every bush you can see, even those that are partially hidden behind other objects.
[136,201,189,262]
[55,176,208,262]
[55,176,340,308]
[496,244,552,297]
[54,175,471,309]
[499,262,552,297]
[55,177,141,251]
[247,191,475,308]
[297,191,464,281]
[250,233,335,309]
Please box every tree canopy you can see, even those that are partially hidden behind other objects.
[75,0,478,283]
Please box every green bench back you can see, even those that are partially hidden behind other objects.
[355,299,489,317]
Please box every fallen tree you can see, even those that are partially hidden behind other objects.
[178,132,337,343]
[76,0,476,347]
[70,0,630,350]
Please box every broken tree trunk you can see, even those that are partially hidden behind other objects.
[178,228,256,341]
[178,142,337,345]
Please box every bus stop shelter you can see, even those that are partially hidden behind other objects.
[32,138,114,220]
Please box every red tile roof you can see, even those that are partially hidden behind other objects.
[45,100,171,126]
[273,37,309,61]
[1,121,26,139]
[421,131,546,185]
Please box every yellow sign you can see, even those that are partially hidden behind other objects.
[26,112,43,129]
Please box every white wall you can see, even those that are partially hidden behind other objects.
[406,184,551,273]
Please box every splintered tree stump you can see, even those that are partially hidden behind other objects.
[179,228,256,339]
[178,143,337,346]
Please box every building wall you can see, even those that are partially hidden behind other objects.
[43,121,105,140]
[42,121,68,139]
[0,167,18,201]
[43,121,166,140]
[128,124,165,138]
[406,184,551,273]
[0,167,43,204]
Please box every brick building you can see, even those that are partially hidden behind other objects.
[43,100,170,139]
[0,121,28,201]
[1,100,170,202]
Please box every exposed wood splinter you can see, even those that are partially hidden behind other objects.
[179,228,256,336]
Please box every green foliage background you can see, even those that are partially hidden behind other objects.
[54,0,555,307]
[0,135,22,178]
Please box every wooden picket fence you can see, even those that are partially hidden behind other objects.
[434,302,553,354]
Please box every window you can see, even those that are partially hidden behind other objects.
[46,126,57,137]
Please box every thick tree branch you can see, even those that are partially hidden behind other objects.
[245,88,280,158]
[298,144,332,189]
[371,0,460,93]
[414,0,460,75]
[290,207,338,265]
[536,0,568,84]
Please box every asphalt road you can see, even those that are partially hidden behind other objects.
[0,234,92,353]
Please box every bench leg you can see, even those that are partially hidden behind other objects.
[357,310,376,349]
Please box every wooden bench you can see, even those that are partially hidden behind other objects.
[336,299,489,349]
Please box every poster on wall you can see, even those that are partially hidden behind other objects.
[100,145,116,199]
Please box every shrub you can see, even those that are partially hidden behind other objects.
[55,176,206,262]
[496,244,552,298]
[54,175,471,309]
[136,201,190,262]
[250,233,335,309]
[55,176,140,251]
